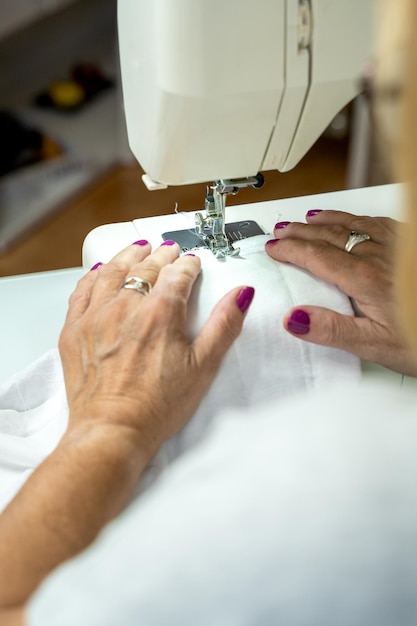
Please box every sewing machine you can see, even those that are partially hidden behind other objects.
[113,0,373,257]
[81,0,374,262]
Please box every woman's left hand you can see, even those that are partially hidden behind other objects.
[266,210,417,376]
[0,240,254,614]
[60,240,253,454]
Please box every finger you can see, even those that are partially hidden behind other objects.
[283,305,387,363]
[113,253,201,343]
[152,253,201,298]
[274,221,380,257]
[87,241,153,307]
[123,241,181,293]
[304,210,397,245]
[104,239,152,271]
[91,241,180,309]
[193,286,255,377]
[145,254,202,323]
[371,216,400,236]
[265,236,380,297]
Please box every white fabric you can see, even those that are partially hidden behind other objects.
[0,236,360,508]
[28,381,417,626]
[176,235,360,455]
[0,349,68,512]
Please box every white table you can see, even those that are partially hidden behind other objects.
[0,267,83,380]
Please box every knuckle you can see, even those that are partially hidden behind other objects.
[58,326,75,357]
[302,240,334,269]
[58,330,68,352]
[68,286,88,309]
[376,216,393,227]
[143,257,169,284]
[377,216,400,234]
[316,312,352,348]
[321,315,346,346]
[70,273,90,296]
[348,215,374,233]
[279,237,314,265]
[217,310,242,345]
[355,257,383,283]
[279,222,304,237]
[159,263,194,292]
[322,224,346,239]
[97,264,126,286]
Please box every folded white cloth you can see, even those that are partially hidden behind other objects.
[170,236,360,458]
[0,236,360,509]
[0,349,68,511]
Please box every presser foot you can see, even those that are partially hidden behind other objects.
[205,236,240,258]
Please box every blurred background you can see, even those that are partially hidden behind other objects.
[0,0,388,276]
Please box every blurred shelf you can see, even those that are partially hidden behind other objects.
[0,0,129,252]
[1,0,82,41]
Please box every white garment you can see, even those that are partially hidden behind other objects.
[176,236,360,456]
[28,381,417,626]
[0,349,68,512]
[0,236,360,508]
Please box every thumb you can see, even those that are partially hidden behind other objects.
[193,286,255,373]
[284,306,377,361]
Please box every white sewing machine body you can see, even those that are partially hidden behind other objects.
[119,0,373,188]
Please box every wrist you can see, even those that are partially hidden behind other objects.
[0,419,154,608]
[66,400,163,463]
[59,419,156,520]
[64,418,155,469]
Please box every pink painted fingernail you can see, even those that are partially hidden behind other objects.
[132,239,149,246]
[274,221,291,229]
[288,309,310,335]
[90,262,103,271]
[184,253,196,257]
[161,239,176,246]
[266,238,280,246]
[237,287,255,314]
[306,209,323,217]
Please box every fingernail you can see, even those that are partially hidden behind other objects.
[161,239,176,246]
[288,309,310,335]
[90,262,103,271]
[132,239,149,246]
[184,253,196,257]
[266,238,280,246]
[237,286,255,314]
[274,221,291,229]
[306,209,323,217]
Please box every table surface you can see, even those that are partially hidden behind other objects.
[0,267,83,380]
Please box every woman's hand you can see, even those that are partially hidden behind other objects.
[266,210,417,376]
[60,240,254,454]
[0,240,254,613]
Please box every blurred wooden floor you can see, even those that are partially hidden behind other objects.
[0,136,350,276]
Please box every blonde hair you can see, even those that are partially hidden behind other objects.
[396,0,417,355]
[375,0,417,355]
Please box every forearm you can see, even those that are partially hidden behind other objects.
[0,420,151,608]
